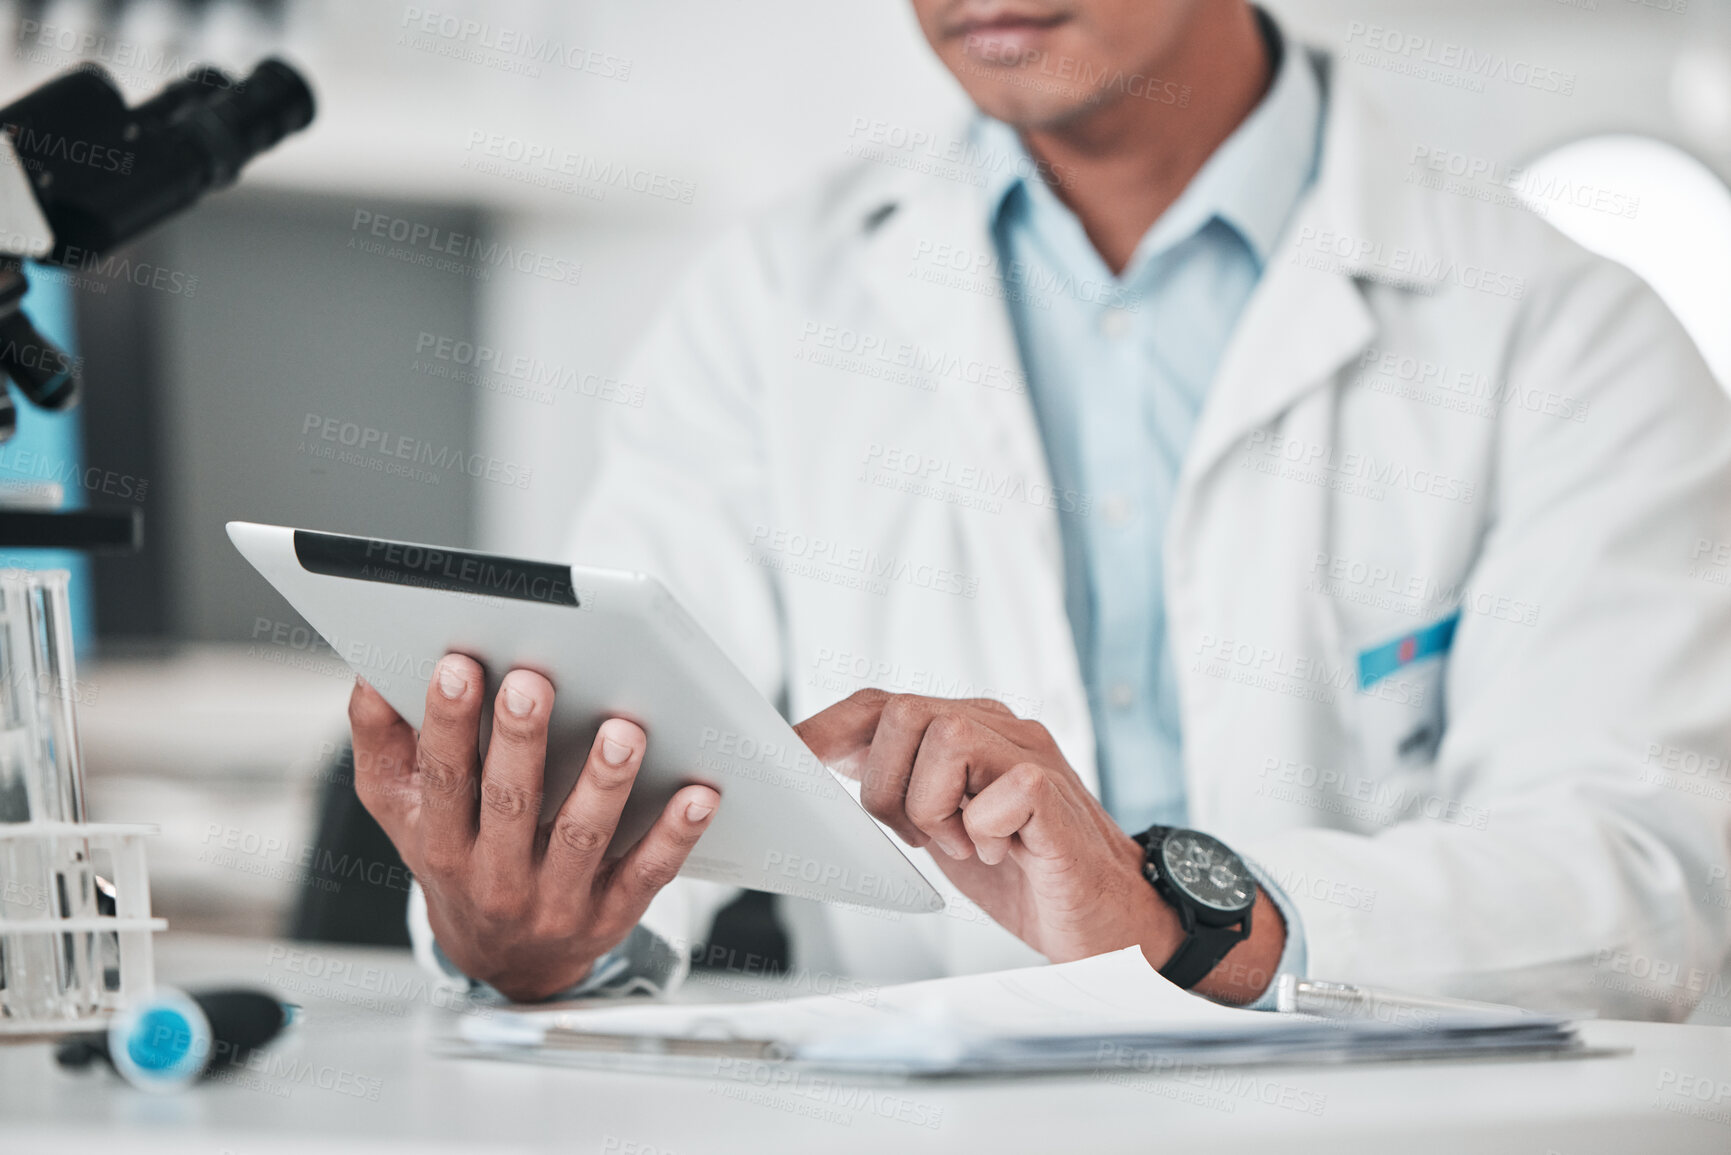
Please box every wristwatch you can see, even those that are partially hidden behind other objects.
[1134,825,1256,990]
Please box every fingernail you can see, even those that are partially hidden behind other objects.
[685,800,715,822]
[935,837,969,860]
[601,736,632,765]
[436,660,465,700]
[503,684,534,717]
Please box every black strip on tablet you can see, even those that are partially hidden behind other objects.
[293,530,580,607]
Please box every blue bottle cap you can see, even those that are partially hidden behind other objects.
[107,988,210,1092]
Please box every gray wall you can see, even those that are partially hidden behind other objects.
[147,190,482,642]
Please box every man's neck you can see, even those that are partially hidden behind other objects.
[1018,6,1274,276]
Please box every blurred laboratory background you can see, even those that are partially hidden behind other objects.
[2,0,1727,942]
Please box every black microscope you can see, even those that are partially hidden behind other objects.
[0,55,315,551]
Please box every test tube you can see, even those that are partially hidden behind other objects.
[0,569,100,1025]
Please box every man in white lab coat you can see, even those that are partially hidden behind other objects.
[350,1,1731,1018]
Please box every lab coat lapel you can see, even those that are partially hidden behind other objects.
[1177,57,1445,514]
[852,168,1100,794]
[1180,216,1376,495]
[855,175,1059,512]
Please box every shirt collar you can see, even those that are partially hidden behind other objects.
[976,10,1322,274]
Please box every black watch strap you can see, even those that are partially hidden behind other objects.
[1158,917,1251,989]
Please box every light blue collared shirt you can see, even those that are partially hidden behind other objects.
[982,18,1322,1005]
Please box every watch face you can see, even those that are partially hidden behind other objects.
[1160,830,1254,914]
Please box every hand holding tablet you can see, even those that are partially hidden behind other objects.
[230,522,943,996]
[347,658,720,1001]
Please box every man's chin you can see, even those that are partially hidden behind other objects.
[966,84,1105,132]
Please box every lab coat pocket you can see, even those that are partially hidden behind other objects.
[1352,613,1457,777]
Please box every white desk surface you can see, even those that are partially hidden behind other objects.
[5,933,1730,1154]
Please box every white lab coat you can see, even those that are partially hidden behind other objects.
[418,52,1731,1020]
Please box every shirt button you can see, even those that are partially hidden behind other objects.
[1100,493,1133,527]
[1099,308,1131,338]
[1108,682,1136,709]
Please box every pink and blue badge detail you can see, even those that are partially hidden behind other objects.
[1357,613,1461,690]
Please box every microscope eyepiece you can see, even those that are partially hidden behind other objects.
[0,57,317,256]
[204,59,318,179]
[142,59,317,193]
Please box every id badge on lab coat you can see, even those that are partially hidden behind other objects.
[1353,613,1458,773]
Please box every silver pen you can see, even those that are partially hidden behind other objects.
[1274,975,1529,1027]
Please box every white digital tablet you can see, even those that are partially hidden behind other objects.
[227,521,943,915]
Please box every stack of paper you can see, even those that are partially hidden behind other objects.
[447,948,1580,1077]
